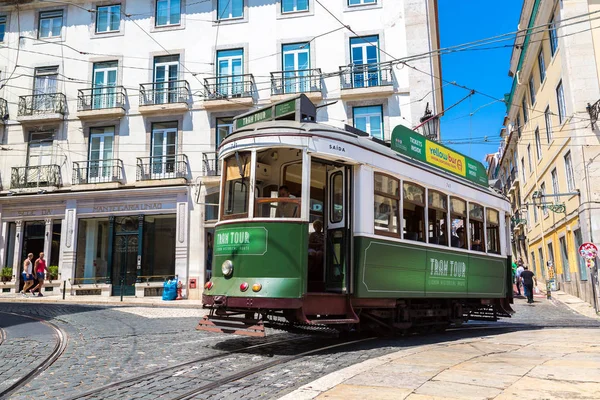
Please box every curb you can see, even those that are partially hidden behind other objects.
[0,297,205,308]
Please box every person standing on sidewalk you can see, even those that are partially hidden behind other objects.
[520,266,537,304]
[30,252,48,297]
[516,262,525,296]
[20,253,35,296]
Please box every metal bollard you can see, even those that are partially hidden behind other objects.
[62,280,66,300]
[120,277,124,302]
[546,281,552,300]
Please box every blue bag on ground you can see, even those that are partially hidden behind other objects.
[162,279,178,301]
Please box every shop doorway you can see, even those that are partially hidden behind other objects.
[22,221,45,261]
[111,217,139,296]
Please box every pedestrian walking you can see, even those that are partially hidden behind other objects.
[30,252,48,297]
[516,263,525,296]
[19,253,35,296]
[520,266,537,304]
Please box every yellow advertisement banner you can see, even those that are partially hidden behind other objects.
[425,141,467,177]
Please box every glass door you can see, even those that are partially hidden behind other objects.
[151,123,177,178]
[325,167,349,292]
[350,36,379,88]
[282,43,309,93]
[92,62,118,109]
[34,67,58,111]
[154,55,179,104]
[217,49,243,97]
[27,132,54,186]
[111,234,138,296]
[89,127,114,183]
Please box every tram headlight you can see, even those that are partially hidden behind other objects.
[221,260,234,277]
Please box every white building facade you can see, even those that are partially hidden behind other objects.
[0,0,442,298]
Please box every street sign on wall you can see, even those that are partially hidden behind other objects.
[391,125,489,187]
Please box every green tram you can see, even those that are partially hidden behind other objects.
[199,95,513,337]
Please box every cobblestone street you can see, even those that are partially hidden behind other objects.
[0,294,598,400]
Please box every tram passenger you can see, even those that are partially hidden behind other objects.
[471,237,483,252]
[454,227,466,249]
[276,185,298,218]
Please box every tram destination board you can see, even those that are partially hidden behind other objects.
[391,125,489,187]
[234,94,317,130]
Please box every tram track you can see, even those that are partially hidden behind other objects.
[0,311,68,399]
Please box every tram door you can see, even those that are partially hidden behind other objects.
[325,167,350,293]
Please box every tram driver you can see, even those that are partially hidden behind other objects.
[276,185,298,218]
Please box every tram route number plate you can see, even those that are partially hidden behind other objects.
[214,227,268,256]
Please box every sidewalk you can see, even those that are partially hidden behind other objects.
[0,291,205,307]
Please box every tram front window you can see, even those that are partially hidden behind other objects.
[222,152,251,220]
[403,182,425,242]
[254,148,302,219]
[428,190,448,245]
[469,203,485,252]
[450,197,467,249]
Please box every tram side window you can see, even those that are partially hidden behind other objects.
[222,152,250,220]
[450,197,467,249]
[374,173,399,236]
[403,182,425,242]
[487,209,501,254]
[428,190,448,245]
[469,203,485,252]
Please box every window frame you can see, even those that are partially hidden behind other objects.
[373,172,400,238]
[551,168,559,195]
[564,151,576,192]
[468,202,486,253]
[522,97,529,123]
[516,114,522,138]
[38,10,63,39]
[281,0,309,13]
[544,106,553,143]
[527,144,532,172]
[549,16,558,56]
[540,182,548,217]
[556,80,566,124]
[529,76,536,106]
[538,50,546,82]
[155,0,181,27]
[353,105,383,140]
[534,127,542,160]
[0,15,6,43]
[217,0,244,20]
[402,181,426,243]
[220,151,251,221]
[96,4,121,33]
[486,208,501,255]
[427,189,449,247]
[348,0,377,6]
[559,235,571,282]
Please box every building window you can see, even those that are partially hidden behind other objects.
[151,122,178,177]
[28,131,54,167]
[556,80,566,123]
[353,105,383,140]
[156,0,181,26]
[142,215,177,278]
[96,4,121,33]
[92,61,118,109]
[374,173,399,236]
[348,0,377,5]
[573,229,588,280]
[222,151,250,219]
[538,247,546,278]
[564,151,575,191]
[534,128,542,160]
[88,127,115,183]
[551,168,559,195]
[450,197,467,249]
[282,0,308,13]
[527,144,533,172]
[538,50,546,82]
[39,10,63,38]
[522,97,528,123]
[403,182,425,242]
[75,218,111,282]
[521,157,525,180]
[559,236,571,282]
[153,55,180,103]
[0,16,6,42]
[529,76,536,106]
[530,251,537,274]
[532,196,538,223]
[540,182,548,217]
[549,16,558,56]
[516,114,522,138]
[350,35,379,87]
[216,117,233,149]
[544,106,553,143]
[218,0,243,20]
[216,49,243,96]
[282,43,310,93]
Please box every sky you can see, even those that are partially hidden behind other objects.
[437,1,524,165]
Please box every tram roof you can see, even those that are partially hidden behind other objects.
[222,120,506,200]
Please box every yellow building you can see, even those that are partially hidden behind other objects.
[498,0,600,307]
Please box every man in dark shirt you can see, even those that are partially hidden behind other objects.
[521,266,537,304]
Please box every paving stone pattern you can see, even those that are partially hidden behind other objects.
[0,296,598,400]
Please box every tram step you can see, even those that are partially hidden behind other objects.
[306,318,359,325]
[196,314,266,337]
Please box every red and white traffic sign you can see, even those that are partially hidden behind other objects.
[579,242,599,260]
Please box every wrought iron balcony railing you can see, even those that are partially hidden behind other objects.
[139,80,190,106]
[18,93,67,116]
[136,154,188,181]
[72,159,124,185]
[0,98,8,121]
[11,165,61,189]
[77,86,126,112]
[339,62,394,90]
[204,74,255,100]
[270,68,322,96]
[202,152,221,176]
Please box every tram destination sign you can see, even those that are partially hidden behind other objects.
[234,95,317,130]
[391,125,489,187]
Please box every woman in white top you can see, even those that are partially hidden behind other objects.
[20,253,35,296]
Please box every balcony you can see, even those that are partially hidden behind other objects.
[136,154,188,186]
[77,87,126,120]
[11,165,61,190]
[202,152,220,179]
[339,62,394,99]
[139,80,190,115]
[17,93,66,123]
[203,74,255,110]
[0,98,8,122]
[270,69,322,102]
[72,159,124,189]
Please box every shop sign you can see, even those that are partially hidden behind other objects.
[4,208,64,218]
[77,202,176,214]
[391,125,489,187]
[214,227,268,256]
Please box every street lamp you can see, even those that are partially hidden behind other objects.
[419,102,439,141]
